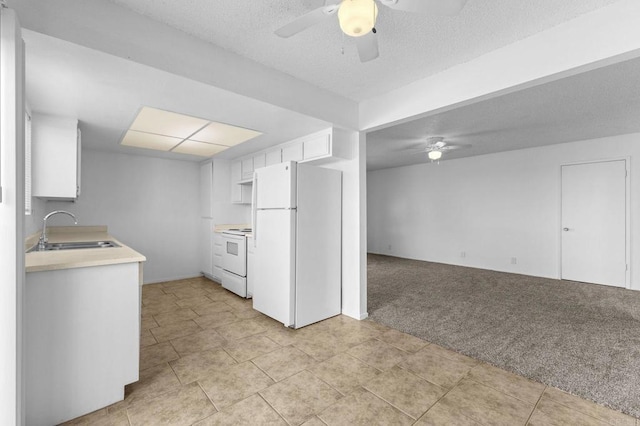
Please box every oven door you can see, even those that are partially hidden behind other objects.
[222,233,247,277]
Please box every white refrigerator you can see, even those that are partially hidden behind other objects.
[252,161,342,329]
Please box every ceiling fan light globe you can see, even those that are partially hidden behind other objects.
[428,150,442,160]
[338,0,378,37]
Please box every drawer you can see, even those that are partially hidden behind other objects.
[213,253,223,267]
[213,265,223,281]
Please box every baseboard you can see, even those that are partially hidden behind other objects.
[341,310,369,321]
[142,274,203,285]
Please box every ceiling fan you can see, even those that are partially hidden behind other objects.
[275,0,469,62]
[404,137,471,161]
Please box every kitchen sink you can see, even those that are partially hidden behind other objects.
[27,240,121,253]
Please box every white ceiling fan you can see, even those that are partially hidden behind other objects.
[403,137,471,161]
[275,0,469,62]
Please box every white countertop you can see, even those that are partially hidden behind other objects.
[25,226,146,273]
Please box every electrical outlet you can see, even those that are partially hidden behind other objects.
[388,244,392,251]
[460,251,466,258]
[511,257,517,264]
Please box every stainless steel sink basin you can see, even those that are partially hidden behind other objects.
[28,241,120,253]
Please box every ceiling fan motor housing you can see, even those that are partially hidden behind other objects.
[338,0,378,37]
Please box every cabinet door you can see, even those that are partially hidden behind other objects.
[76,128,82,197]
[200,219,213,277]
[230,161,242,203]
[231,161,242,183]
[303,134,330,160]
[241,158,254,180]
[253,153,266,171]
[265,149,281,166]
[282,144,303,162]
[247,236,255,298]
[32,114,79,199]
[213,233,223,281]
[199,162,213,218]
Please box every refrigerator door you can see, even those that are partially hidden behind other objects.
[252,208,296,327]
[255,161,297,210]
[294,164,342,328]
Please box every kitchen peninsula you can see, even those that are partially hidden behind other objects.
[25,226,145,425]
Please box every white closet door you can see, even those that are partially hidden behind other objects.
[561,160,627,287]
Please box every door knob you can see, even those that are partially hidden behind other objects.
[563,228,570,231]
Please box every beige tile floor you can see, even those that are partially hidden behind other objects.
[64,277,639,426]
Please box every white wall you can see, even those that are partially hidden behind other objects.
[323,130,368,320]
[46,149,201,284]
[368,133,640,291]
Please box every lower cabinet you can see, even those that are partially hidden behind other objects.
[213,232,224,282]
[200,218,213,278]
[25,262,141,425]
[247,235,255,298]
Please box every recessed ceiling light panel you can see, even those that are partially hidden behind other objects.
[130,107,209,139]
[120,106,263,157]
[120,130,182,151]
[191,121,262,146]
[172,140,228,157]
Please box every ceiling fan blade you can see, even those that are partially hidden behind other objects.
[274,4,340,38]
[356,31,379,63]
[442,143,472,151]
[379,0,469,16]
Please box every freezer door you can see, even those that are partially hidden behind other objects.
[255,161,297,209]
[252,209,296,327]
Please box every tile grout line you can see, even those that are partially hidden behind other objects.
[256,392,292,426]
[196,380,221,418]
[464,375,545,407]
[410,369,484,426]
[524,385,547,425]
[539,388,631,426]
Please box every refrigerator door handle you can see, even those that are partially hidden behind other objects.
[252,171,258,247]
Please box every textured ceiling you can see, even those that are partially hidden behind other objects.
[108,0,620,101]
[24,30,330,161]
[367,56,640,170]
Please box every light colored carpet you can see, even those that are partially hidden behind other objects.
[367,253,640,418]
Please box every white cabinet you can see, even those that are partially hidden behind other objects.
[265,149,281,166]
[247,235,255,298]
[241,158,254,181]
[282,143,303,162]
[200,161,214,277]
[303,133,331,160]
[32,113,81,200]
[199,161,213,218]
[26,262,141,425]
[253,153,266,171]
[200,218,213,277]
[231,160,252,204]
[213,232,224,282]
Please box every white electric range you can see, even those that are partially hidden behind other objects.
[221,228,252,298]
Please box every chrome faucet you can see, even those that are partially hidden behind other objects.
[38,210,78,251]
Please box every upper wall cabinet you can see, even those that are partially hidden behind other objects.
[253,153,266,171]
[231,160,252,204]
[282,143,303,162]
[265,149,281,166]
[32,114,81,200]
[229,128,352,197]
[241,158,254,181]
[298,128,352,164]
